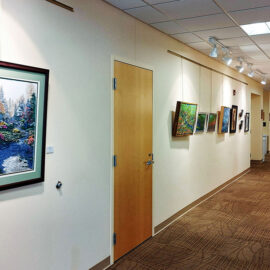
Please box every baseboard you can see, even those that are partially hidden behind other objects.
[251,159,263,164]
[154,168,250,234]
[89,256,110,270]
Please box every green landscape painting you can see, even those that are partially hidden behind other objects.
[173,102,197,136]
[196,113,207,133]
[207,113,217,132]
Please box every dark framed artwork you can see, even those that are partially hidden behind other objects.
[245,113,250,132]
[0,61,49,191]
[239,109,244,118]
[172,101,197,136]
[239,120,243,130]
[218,106,230,134]
[230,105,238,133]
[207,113,217,132]
[195,113,207,133]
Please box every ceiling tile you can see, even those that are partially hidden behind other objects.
[230,6,270,25]
[260,44,270,53]
[172,33,202,43]
[105,0,146,10]
[146,0,176,4]
[176,14,234,32]
[239,45,261,53]
[252,34,270,45]
[194,26,244,40]
[151,21,188,34]
[220,37,253,46]
[125,5,168,23]
[155,0,221,20]
[217,0,270,12]
[188,41,212,50]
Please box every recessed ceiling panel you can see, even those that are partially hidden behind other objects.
[220,37,253,47]
[151,21,188,34]
[188,41,212,50]
[172,33,202,43]
[194,27,244,40]
[105,0,146,10]
[125,5,168,23]
[230,6,270,25]
[176,14,234,32]
[155,0,221,20]
[252,34,270,45]
[217,0,270,12]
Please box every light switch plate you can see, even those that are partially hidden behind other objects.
[46,146,54,154]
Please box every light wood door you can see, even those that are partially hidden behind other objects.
[114,61,153,261]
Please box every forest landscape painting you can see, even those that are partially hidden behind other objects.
[207,113,217,132]
[196,113,207,133]
[172,101,197,136]
[0,78,37,176]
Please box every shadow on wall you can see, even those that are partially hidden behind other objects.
[0,182,44,202]
[168,111,190,149]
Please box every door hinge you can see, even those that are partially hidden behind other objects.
[113,155,117,167]
[113,78,117,90]
[113,233,117,245]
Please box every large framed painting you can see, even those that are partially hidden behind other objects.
[244,113,250,132]
[218,106,230,134]
[195,113,207,133]
[0,61,49,191]
[230,105,238,133]
[172,101,197,136]
[207,113,217,132]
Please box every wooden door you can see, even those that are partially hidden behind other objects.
[114,61,153,261]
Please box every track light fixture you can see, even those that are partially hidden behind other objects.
[247,63,254,78]
[235,57,244,73]
[222,47,232,66]
[209,37,218,58]
[261,74,267,85]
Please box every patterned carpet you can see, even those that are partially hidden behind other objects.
[109,159,270,270]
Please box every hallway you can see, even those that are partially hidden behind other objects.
[110,160,270,270]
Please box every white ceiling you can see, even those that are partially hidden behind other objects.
[105,0,270,89]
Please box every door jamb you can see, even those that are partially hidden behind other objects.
[110,55,154,264]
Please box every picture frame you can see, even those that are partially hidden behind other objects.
[218,106,230,134]
[239,109,244,118]
[195,113,207,133]
[207,113,217,132]
[0,61,49,191]
[245,113,250,132]
[239,120,243,130]
[172,101,197,136]
[230,105,238,133]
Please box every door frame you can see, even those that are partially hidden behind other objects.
[110,56,154,263]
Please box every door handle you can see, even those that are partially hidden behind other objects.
[146,160,154,166]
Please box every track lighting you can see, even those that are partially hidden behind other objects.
[261,74,267,85]
[236,57,244,73]
[209,37,218,58]
[247,63,254,78]
[222,47,232,66]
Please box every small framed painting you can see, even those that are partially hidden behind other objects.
[195,113,207,133]
[207,113,217,132]
[218,106,230,134]
[245,113,250,132]
[172,101,197,136]
[230,105,238,133]
[0,61,49,191]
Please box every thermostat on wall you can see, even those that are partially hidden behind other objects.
[46,146,54,154]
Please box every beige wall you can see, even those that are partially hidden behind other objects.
[0,1,264,269]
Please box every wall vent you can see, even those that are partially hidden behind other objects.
[46,0,74,12]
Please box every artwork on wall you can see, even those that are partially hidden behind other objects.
[172,101,197,136]
[218,106,230,134]
[230,105,238,133]
[207,113,217,132]
[245,113,250,132]
[239,120,243,130]
[0,61,49,191]
[195,113,207,133]
[239,109,244,118]
[261,109,265,120]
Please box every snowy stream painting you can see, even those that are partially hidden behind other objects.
[0,78,37,176]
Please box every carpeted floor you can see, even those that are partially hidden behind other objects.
[109,159,270,270]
